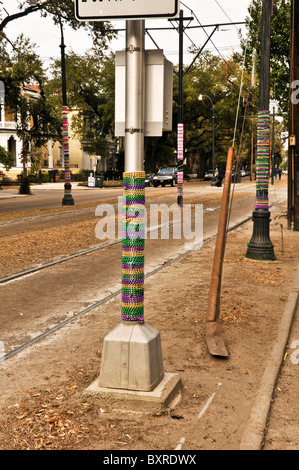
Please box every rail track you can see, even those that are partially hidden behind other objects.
[0,193,255,285]
[0,185,286,364]
[0,210,266,363]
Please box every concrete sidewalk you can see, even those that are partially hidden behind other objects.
[239,266,299,450]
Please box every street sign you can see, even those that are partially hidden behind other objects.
[74,0,180,21]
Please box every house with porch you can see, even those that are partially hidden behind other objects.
[0,82,118,181]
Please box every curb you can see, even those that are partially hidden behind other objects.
[239,264,299,450]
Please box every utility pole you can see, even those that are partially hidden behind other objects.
[288,0,299,230]
[176,10,190,207]
[173,11,218,206]
[246,0,275,260]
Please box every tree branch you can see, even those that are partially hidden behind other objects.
[0,5,43,32]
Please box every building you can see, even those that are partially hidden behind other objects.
[0,82,118,180]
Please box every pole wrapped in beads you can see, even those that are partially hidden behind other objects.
[121,171,146,323]
[177,123,184,206]
[255,111,270,210]
[62,106,71,188]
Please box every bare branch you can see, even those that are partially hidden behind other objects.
[0,4,42,32]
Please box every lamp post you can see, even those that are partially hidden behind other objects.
[246,0,275,260]
[58,14,74,206]
[199,94,216,186]
[30,0,74,205]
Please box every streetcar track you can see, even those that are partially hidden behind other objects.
[0,193,285,363]
[0,210,255,363]
[0,194,254,285]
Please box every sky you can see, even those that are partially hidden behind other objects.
[2,0,252,70]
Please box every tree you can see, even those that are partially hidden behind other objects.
[0,33,61,192]
[0,1,116,49]
[30,143,48,174]
[48,49,116,160]
[0,145,14,171]
[241,0,291,116]
[0,0,116,191]
[150,51,254,176]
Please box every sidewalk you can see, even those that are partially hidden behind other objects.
[0,181,126,199]
[0,182,89,198]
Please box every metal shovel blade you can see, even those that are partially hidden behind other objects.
[206,322,229,358]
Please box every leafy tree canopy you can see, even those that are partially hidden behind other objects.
[0,0,116,48]
[241,0,291,115]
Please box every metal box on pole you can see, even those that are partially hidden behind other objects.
[115,50,173,137]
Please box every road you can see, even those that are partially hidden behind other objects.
[0,183,124,214]
[0,178,255,213]
[0,180,287,357]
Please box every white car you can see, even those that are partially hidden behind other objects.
[153,167,177,187]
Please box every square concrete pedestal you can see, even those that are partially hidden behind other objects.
[83,321,182,413]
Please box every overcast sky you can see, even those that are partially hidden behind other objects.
[3,0,252,68]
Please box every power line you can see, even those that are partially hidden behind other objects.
[213,0,242,33]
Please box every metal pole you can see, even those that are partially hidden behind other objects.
[122,20,146,323]
[288,0,299,231]
[199,94,216,185]
[96,21,166,394]
[177,10,184,207]
[60,17,74,206]
[246,0,275,260]
[211,101,216,186]
[271,106,275,185]
[124,21,145,173]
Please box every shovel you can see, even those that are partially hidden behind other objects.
[206,147,234,358]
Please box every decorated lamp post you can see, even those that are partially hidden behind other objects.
[246,0,275,260]
[30,0,74,205]
[59,15,74,206]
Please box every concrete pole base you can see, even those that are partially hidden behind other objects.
[83,372,182,414]
[98,321,164,392]
[83,321,182,413]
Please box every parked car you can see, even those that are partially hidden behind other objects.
[152,167,177,187]
[145,173,154,187]
[204,169,218,180]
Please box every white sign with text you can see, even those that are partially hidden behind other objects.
[74,0,179,21]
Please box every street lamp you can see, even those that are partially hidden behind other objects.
[199,94,216,186]
[58,13,74,206]
[30,0,74,205]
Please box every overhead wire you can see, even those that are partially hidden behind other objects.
[180,0,246,94]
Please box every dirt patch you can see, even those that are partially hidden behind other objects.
[0,201,298,450]
[0,192,250,279]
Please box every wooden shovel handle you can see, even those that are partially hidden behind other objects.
[206,148,234,323]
